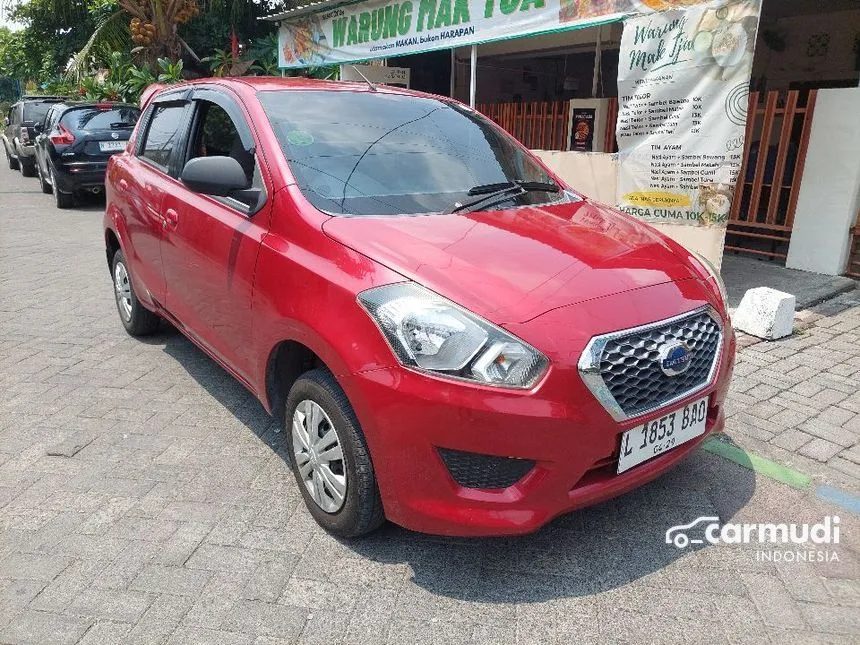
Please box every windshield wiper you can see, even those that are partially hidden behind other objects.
[110,122,134,129]
[445,180,560,215]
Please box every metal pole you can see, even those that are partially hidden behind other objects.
[469,44,477,108]
[450,48,456,98]
[592,26,602,98]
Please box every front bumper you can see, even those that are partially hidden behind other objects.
[342,281,736,537]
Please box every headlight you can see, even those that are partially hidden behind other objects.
[691,251,728,307]
[358,282,548,389]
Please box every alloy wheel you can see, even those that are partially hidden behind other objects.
[113,261,133,322]
[292,399,347,513]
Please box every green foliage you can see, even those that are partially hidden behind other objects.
[202,47,238,77]
[248,33,278,76]
[2,0,291,87]
[156,57,183,83]
[8,0,105,80]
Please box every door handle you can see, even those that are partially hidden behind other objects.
[163,208,179,230]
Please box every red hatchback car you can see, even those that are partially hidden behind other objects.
[104,77,735,537]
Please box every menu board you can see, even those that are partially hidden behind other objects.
[616,0,761,227]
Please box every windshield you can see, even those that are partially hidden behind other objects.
[258,90,561,216]
[61,106,140,131]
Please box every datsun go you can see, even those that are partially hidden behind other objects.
[103,78,734,537]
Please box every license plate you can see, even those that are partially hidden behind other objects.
[617,396,708,474]
[99,140,125,152]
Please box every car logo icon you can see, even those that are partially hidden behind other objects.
[111,132,119,140]
[658,341,692,377]
[665,516,720,548]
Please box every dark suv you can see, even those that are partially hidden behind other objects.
[2,96,66,176]
[33,102,140,208]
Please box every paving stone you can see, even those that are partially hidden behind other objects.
[130,564,213,597]
[741,574,806,629]
[221,600,308,640]
[772,429,815,452]
[0,609,92,645]
[68,587,154,623]
[798,438,844,463]
[798,603,860,635]
[166,626,255,645]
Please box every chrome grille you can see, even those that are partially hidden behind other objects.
[578,307,723,421]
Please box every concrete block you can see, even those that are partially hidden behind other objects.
[732,287,796,340]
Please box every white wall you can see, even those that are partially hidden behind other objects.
[532,150,728,269]
[786,87,860,276]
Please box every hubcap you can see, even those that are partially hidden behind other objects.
[113,262,133,322]
[292,399,347,513]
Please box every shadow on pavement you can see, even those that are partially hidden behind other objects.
[154,325,756,602]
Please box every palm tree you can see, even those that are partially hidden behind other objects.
[68,0,203,79]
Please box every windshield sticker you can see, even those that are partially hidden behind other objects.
[287,130,315,146]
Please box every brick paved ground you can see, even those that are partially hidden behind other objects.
[1,166,859,644]
[726,293,860,492]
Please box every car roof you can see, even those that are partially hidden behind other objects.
[17,96,68,103]
[148,76,432,102]
[60,101,139,109]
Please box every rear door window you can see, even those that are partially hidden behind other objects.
[139,104,187,171]
[61,107,140,132]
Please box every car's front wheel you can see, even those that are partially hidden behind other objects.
[285,369,384,537]
[111,250,160,336]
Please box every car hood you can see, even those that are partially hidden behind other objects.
[321,199,698,324]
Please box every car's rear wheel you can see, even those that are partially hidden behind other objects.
[36,162,52,194]
[111,250,160,336]
[19,158,35,177]
[285,369,384,537]
[52,170,74,209]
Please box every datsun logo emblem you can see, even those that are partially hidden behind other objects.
[658,341,692,377]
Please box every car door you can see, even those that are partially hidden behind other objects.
[120,94,192,309]
[159,87,271,384]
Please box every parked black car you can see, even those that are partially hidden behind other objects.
[3,96,67,177]
[33,102,141,208]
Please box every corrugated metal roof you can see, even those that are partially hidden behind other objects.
[261,0,359,21]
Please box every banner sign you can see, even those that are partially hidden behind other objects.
[278,0,715,69]
[615,0,761,227]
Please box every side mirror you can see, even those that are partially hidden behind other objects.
[180,156,249,197]
[33,123,43,134]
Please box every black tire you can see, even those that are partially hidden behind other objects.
[19,158,35,177]
[285,369,384,537]
[36,162,52,194]
[111,250,160,336]
[5,146,18,171]
[53,171,74,209]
